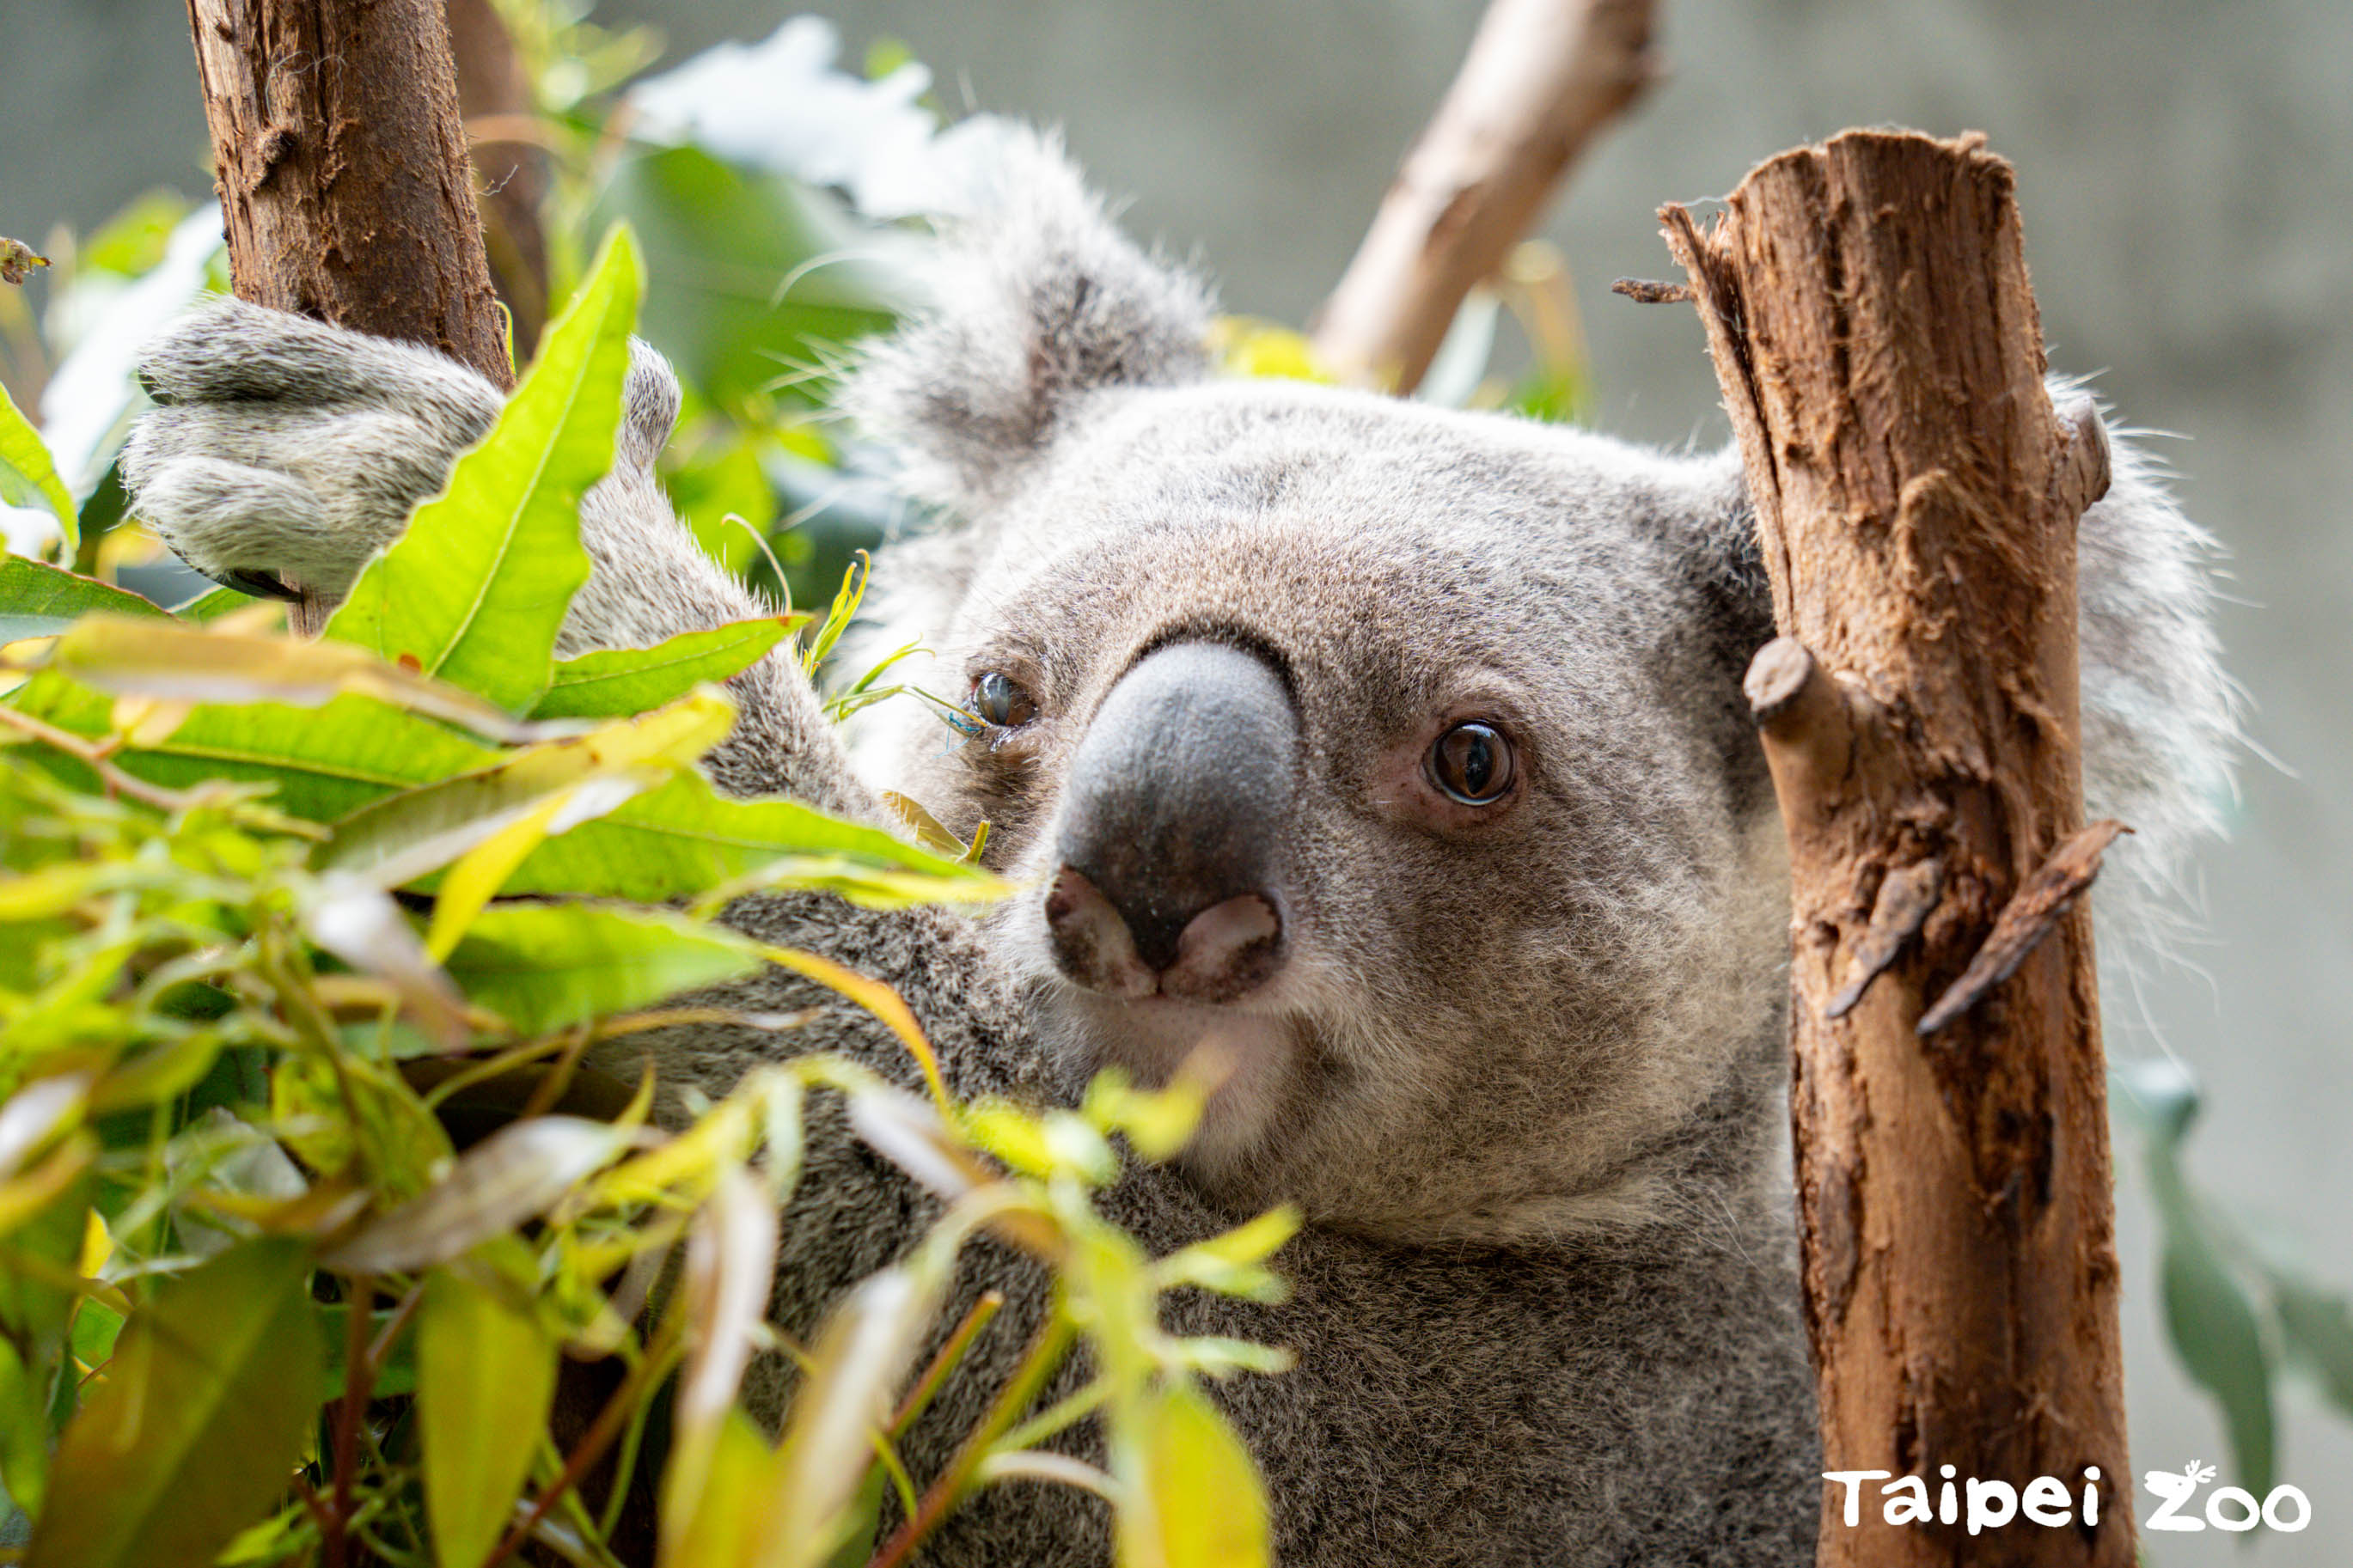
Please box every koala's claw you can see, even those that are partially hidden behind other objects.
[124,301,505,608]
[125,299,689,610]
[205,566,301,602]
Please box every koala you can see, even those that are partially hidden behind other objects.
[121,131,2233,1565]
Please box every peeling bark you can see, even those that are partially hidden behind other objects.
[183,0,512,390]
[181,0,512,632]
[1665,131,2135,1566]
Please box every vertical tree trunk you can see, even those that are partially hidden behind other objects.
[181,0,514,631]
[1662,131,2135,1566]
[182,0,512,390]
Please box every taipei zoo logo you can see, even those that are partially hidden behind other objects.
[1824,1460,2313,1534]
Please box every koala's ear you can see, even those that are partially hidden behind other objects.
[844,128,1213,513]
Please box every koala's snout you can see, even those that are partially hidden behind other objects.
[1047,641,1294,1004]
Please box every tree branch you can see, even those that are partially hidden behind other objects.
[447,0,551,357]
[1665,131,2136,1566]
[180,0,514,633]
[1312,0,1659,392]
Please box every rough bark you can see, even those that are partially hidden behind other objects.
[183,0,512,388]
[182,0,513,631]
[1663,131,2134,1566]
[1311,0,1657,393]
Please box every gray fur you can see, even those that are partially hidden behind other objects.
[121,130,2233,1565]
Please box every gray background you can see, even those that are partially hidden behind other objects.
[3,0,2346,1558]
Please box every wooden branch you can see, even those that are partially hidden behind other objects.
[1665,131,2135,1566]
[447,0,550,357]
[182,0,514,632]
[1312,0,1658,392]
[186,0,513,387]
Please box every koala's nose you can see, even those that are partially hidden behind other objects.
[1048,641,1294,1004]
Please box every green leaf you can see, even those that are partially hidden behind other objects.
[2150,1156,2275,1498]
[440,901,761,1034]
[1116,1380,1270,1568]
[28,1239,323,1568]
[499,770,995,906]
[12,671,501,821]
[660,1407,783,1568]
[327,226,641,711]
[48,613,541,741]
[169,586,248,622]
[531,616,798,719]
[0,1341,52,1521]
[419,1242,558,1568]
[322,692,736,892]
[2272,1272,2353,1419]
[0,559,162,642]
[771,1268,939,1568]
[0,385,76,558]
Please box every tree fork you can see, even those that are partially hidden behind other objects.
[1663,131,2135,1565]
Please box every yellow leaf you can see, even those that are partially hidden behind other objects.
[49,613,538,742]
[77,1208,112,1277]
[878,790,968,856]
[1117,1382,1270,1568]
[1207,317,1330,384]
[419,1242,559,1568]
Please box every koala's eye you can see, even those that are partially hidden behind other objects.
[969,671,1038,729]
[1429,722,1515,805]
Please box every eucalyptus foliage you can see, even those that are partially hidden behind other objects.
[0,221,1291,1568]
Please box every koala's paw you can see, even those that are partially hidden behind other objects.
[124,300,504,604]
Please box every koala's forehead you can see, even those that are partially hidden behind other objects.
[958,379,1727,705]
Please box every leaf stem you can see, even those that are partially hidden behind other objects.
[866,1312,1076,1568]
[325,1274,378,1568]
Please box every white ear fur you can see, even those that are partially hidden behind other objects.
[840,126,1214,515]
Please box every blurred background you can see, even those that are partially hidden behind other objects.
[3,0,2346,1558]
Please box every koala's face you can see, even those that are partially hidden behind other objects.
[874,379,1792,1241]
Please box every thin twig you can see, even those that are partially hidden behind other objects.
[891,1290,1005,1435]
[866,1315,1077,1568]
[324,1275,377,1568]
[0,706,204,813]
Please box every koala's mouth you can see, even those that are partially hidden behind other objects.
[1043,985,1303,1174]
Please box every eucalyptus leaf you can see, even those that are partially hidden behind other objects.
[0,559,162,643]
[1117,1379,1271,1568]
[322,1114,637,1274]
[419,1242,558,1568]
[440,901,762,1035]
[327,226,640,712]
[2272,1272,2353,1419]
[12,670,501,821]
[28,1239,323,1568]
[48,613,535,741]
[500,770,993,906]
[770,1266,939,1568]
[0,386,76,558]
[2150,1156,2275,1498]
[532,615,800,719]
[323,692,737,891]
